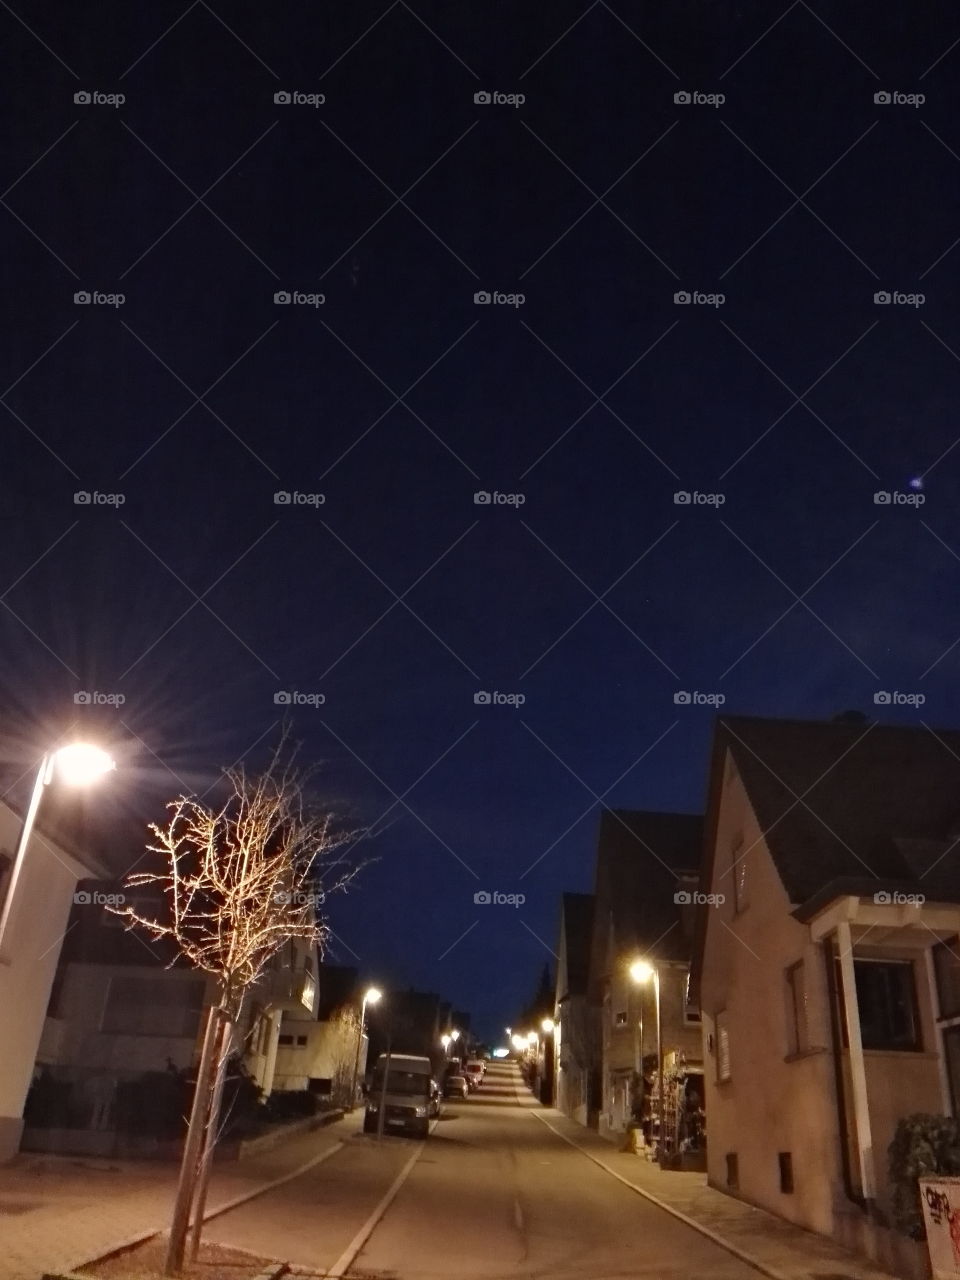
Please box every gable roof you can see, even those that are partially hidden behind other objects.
[557,892,593,1000]
[691,714,960,995]
[587,808,703,997]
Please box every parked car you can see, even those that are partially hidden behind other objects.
[444,1074,469,1099]
[363,1053,433,1138]
[463,1062,484,1089]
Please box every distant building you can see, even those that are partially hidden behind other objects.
[587,809,703,1143]
[272,965,364,1105]
[553,892,594,1125]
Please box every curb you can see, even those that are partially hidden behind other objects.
[59,1127,346,1277]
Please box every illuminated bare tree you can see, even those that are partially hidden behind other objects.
[111,732,360,1276]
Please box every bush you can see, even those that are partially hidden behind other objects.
[262,1089,321,1122]
[889,1113,960,1239]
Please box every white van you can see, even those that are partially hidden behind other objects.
[364,1053,435,1138]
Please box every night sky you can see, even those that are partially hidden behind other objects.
[2,1,960,1041]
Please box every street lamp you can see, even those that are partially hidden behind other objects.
[630,958,663,1165]
[541,1017,554,1034]
[526,1030,538,1044]
[350,985,381,1108]
[441,1033,452,1051]
[0,742,115,951]
[450,1029,460,1043]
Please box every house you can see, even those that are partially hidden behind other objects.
[0,794,106,1161]
[693,714,960,1277]
[553,892,594,1125]
[271,965,365,1105]
[587,809,704,1144]
[27,877,319,1153]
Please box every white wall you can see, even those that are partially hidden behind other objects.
[0,804,88,1160]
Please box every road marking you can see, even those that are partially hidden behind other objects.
[326,1133,430,1278]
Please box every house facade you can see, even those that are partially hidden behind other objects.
[272,964,364,1105]
[587,809,704,1145]
[0,799,105,1161]
[694,714,960,1278]
[553,892,594,1125]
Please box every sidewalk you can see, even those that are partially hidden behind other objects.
[0,1114,352,1280]
[528,1105,906,1280]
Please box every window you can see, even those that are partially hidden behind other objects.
[102,976,205,1037]
[296,1034,307,1046]
[278,1034,294,1046]
[785,961,809,1055]
[716,1010,731,1081]
[731,836,748,912]
[725,1152,739,1188]
[684,972,701,1024]
[614,1010,627,1026]
[847,959,920,1051]
[778,1152,794,1194]
[934,939,960,1019]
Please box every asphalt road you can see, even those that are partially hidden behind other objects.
[205,1061,760,1279]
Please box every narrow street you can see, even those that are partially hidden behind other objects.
[202,1062,760,1279]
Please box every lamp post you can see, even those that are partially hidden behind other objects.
[0,743,115,951]
[540,1018,555,1106]
[629,959,662,1165]
[351,986,381,1108]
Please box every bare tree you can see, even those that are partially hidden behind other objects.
[110,731,360,1276]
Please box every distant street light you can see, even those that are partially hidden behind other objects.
[0,742,115,950]
[541,1017,555,1034]
[350,985,382,1108]
[441,1033,451,1050]
[450,1029,460,1042]
[526,1030,538,1045]
[630,957,663,1166]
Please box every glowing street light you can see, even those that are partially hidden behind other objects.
[441,1033,452,1050]
[350,985,382,1108]
[541,1017,555,1034]
[0,742,115,950]
[511,1033,526,1051]
[526,1030,538,1045]
[450,1029,460,1042]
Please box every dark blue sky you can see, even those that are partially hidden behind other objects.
[3,1,960,1039]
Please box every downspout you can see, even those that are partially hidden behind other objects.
[824,934,866,1209]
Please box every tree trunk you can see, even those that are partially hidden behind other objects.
[188,1014,232,1262]
[164,1005,224,1276]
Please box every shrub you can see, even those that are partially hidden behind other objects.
[889,1113,960,1239]
[262,1089,320,1122]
